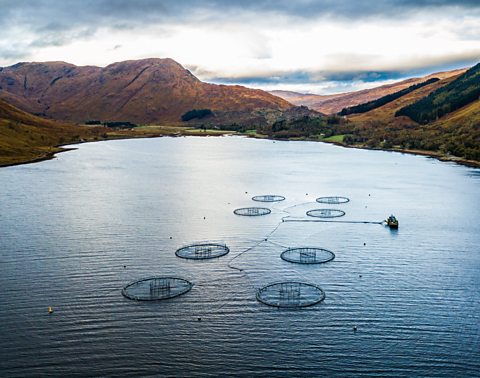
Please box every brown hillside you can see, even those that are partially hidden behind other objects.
[342,71,480,162]
[0,98,106,166]
[0,58,293,125]
[271,69,466,114]
[348,74,462,125]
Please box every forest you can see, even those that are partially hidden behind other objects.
[396,63,480,123]
[339,78,440,116]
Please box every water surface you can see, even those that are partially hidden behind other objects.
[0,136,479,376]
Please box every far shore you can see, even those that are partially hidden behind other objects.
[1,126,479,169]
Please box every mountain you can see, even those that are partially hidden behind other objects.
[0,98,106,166]
[338,78,441,116]
[0,58,294,125]
[261,67,480,164]
[395,62,480,123]
[270,69,466,114]
[268,90,342,109]
[342,70,480,162]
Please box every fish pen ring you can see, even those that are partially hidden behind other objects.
[234,207,271,216]
[175,242,230,260]
[281,247,335,264]
[122,276,193,301]
[316,196,350,204]
[306,209,345,218]
[256,281,325,308]
[252,195,286,202]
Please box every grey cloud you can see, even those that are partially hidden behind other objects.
[2,0,480,32]
[0,48,30,61]
[207,51,480,86]
[210,70,403,86]
[1,0,479,70]
[1,1,479,50]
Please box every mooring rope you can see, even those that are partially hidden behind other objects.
[201,201,384,317]
[283,218,383,225]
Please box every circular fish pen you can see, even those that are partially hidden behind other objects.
[252,195,286,202]
[256,282,325,308]
[306,209,345,218]
[122,277,193,301]
[234,207,271,216]
[175,242,230,260]
[281,247,335,264]
[316,196,350,204]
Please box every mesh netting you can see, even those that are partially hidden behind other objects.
[122,277,193,301]
[252,195,286,202]
[256,282,325,308]
[306,209,345,218]
[281,247,335,264]
[234,207,271,216]
[175,242,229,260]
[316,196,350,204]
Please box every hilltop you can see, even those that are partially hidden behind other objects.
[0,58,294,125]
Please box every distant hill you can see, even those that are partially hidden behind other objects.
[395,63,480,123]
[339,78,440,116]
[0,98,105,166]
[270,69,466,114]
[0,58,294,125]
[263,68,480,164]
[343,70,480,162]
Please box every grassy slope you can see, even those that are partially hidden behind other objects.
[349,75,459,123]
[0,99,238,167]
[396,63,480,123]
[271,69,466,114]
[344,72,480,163]
[0,99,107,166]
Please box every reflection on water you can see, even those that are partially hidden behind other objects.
[0,136,479,377]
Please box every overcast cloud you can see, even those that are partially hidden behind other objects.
[1,0,479,93]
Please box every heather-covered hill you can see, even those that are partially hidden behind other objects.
[0,58,294,125]
[270,69,466,114]
[0,99,105,166]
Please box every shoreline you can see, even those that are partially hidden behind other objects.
[315,139,480,168]
[1,129,479,169]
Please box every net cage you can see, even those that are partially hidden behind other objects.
[256,281,325,308]
[234,207,271,216]
[252,195,286,202]
[316,196,350,204]
[306,209,346,218]
[122,277,193,301]
[175,242,230,260]
[281,247,335,264]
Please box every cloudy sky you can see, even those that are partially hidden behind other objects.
[1,0,479,94]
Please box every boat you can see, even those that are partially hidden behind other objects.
[386,215,399,228]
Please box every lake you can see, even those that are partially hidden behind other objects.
[0,136,479,377]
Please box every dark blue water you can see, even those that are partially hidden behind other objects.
[0,137,479,377]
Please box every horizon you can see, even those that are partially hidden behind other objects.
[1,0,479,94]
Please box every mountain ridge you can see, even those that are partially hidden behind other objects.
[270,68,467,114]
[0,58,294,125]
